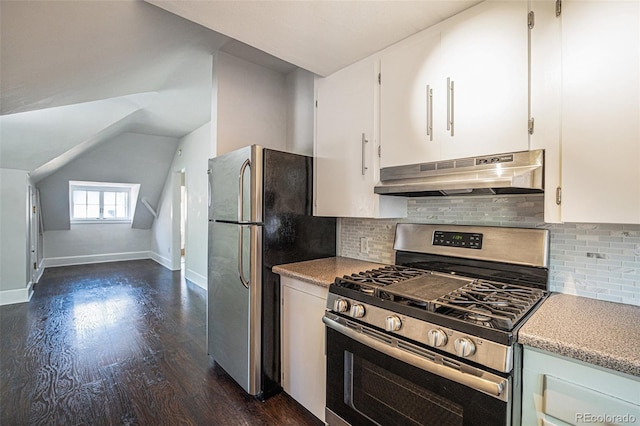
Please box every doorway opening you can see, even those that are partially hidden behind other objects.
[180,171,186,272]
[170,170,186,272]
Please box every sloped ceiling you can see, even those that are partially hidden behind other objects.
[0,0,227,183]
[145,0,482,77]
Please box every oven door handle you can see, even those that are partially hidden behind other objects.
[323,315,509,402]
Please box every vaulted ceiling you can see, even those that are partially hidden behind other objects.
[0,0,228,183]
[1,0,482,179]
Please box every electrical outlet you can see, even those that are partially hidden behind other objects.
[360,237,369,254]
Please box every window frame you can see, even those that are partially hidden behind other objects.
[69,181,139,224]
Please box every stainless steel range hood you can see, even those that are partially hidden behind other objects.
[375,149,544,197]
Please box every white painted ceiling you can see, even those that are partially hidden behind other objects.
[1,0,482,184]
[145,0,482,77]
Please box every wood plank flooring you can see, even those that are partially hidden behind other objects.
[0,260,322,426]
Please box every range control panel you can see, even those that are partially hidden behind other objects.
[433,231,483,249]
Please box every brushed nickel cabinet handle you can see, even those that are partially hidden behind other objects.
[361,133,369,176]
[427,85,433,141]
[447,77,455,137]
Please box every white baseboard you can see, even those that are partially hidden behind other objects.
[185,268,207,290]
[44,251,151,268]
[150,252,179,271]
[0,281,34,306]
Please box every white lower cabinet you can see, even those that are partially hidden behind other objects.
[522,347,640,426]
[280,276,328,422]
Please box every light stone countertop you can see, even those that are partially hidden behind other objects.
[272,256,386,288]
[519,293,640,377]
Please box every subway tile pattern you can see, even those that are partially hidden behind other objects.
[339,195,640,306]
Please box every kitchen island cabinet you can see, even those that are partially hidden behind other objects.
[314,55,406,219]
[379,0,529,168]
[531,0,640,224]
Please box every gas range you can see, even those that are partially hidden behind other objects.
[333,264,544,330]
[325,224,550,373]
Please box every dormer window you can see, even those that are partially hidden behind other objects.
[69,181,140,224]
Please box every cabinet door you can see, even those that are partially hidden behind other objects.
[522,348,640,426]
[530,0,562,223]
[560,0,640,224]
[380,28,443,168]
[439,1,529,160]
[281,279,328,422]
[315,56,406,218]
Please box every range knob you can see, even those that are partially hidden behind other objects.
[427,329,448,347]
[454,337,476,357]
[385,315,402,332]
[350,304,365,318]
[333,298,349,313]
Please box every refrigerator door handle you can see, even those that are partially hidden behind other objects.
[207,169,212,208]
[238,158,251,222]
[237,225,250,288]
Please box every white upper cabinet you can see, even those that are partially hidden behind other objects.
[559,0,640,224]
[438,1,529,160]
[529,0,562,223]
[532,0,640,224]
[379,28,443,168]
[314,56,407,218]
[380,1,529,168]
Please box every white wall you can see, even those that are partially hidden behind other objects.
[0,168,32,304]
[151,122,211,289]
[214,51,288,155]
[151,168,176,270]
[37,132,178,231]
[150,58,313,289]
[285,68,315,156]
[43,224,152,266]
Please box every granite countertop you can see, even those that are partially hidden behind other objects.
[519,293,640,377]
[272,256,386,288]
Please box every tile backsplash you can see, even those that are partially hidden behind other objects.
[339,195,640,306]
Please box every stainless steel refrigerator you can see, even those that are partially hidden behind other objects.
[207,145,336,399]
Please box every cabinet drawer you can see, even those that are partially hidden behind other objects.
[543,375,640,425]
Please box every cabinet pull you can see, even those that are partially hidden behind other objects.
[447,77,455,136]
[426,85,433,141]
[361,133,369,176]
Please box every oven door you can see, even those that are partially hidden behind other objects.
[324,315,513,426]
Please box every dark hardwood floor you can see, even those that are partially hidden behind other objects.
[0,260,323,426]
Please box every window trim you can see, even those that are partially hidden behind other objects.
[69,181,140,224]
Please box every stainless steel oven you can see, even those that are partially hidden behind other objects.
[323,224,549,426]
[325,323,517,426]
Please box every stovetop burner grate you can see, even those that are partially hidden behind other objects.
[344,265,429,284]
[432,281,545,330]
[335,265,430,296]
